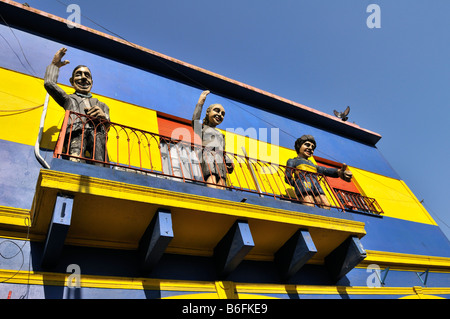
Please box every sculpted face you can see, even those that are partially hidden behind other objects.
[70,66,93,95]
[298,141,315,159]
[207,104,225,127]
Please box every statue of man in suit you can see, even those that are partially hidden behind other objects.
[44,47,110,165]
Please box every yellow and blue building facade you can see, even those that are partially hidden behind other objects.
[0,1,449,299]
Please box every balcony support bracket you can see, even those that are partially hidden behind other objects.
[274,229,317,281]
[41,193,74,268]
[324,235,367,282]
[214,220,254,278]
[139,208,174,273]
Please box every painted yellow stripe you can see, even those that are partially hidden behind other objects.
[0,68,46,146]
[235,282,450,297]
[0,206,30,227]
[350,167,436,225]
[3,69,433,226]
[361,250,450,272]
[36,169,366,235]
[0,268,217,292]
[1,269,448,299]
[2,69,435,219]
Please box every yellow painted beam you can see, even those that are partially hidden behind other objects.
[214,281,237,299]
[1,269,448,299]
[0,268,217,292]
[360,250,450,272]
[234,282,449,298]
[0,206,30,227]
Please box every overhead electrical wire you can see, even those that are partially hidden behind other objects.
[0,13,38,78]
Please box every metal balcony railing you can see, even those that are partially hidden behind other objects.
[334,188,383,215]
[53,111,345,210]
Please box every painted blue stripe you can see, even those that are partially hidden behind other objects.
[0,139,48,210]
[353,213,450,258]
[0,24,399,178]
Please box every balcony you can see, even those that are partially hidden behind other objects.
[334,188,383,216]
[52,111,345,210]
[30,111,368,281]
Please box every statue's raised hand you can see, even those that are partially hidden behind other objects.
[51,47,70,68]
[197,90,210,106]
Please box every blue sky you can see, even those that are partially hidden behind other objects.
[21,0,450,240]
